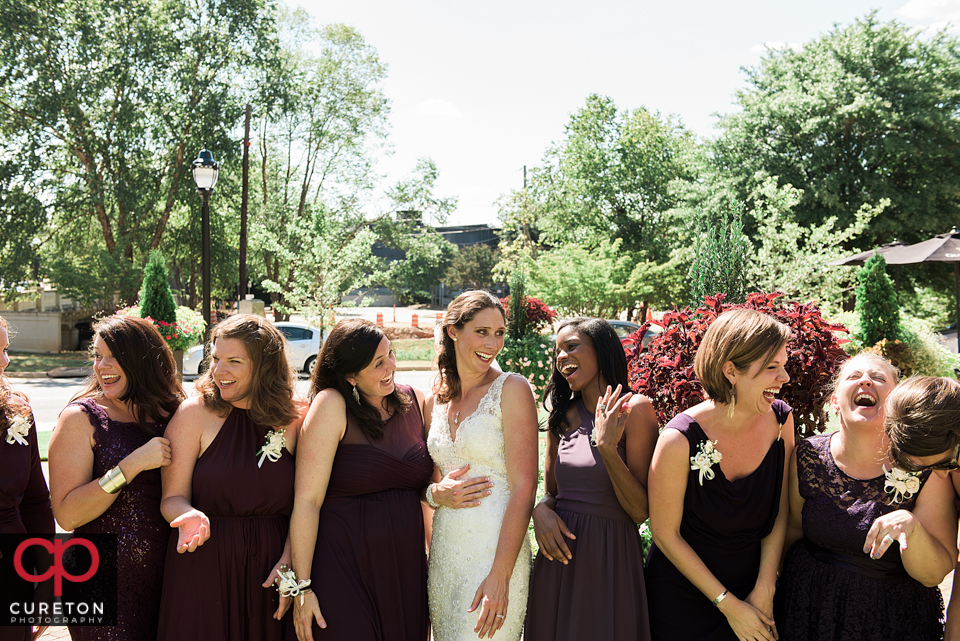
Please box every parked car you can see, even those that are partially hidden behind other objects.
[607,320,664,351]
[180,321,327,377]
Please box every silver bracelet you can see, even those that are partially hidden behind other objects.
[98,466,127,494]
[425,483,440,509]
[712,590,728,607]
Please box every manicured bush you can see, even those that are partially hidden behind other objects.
[506,269,530,340]
[854,254,902,347]
[625,292,848,438]
[139,251,177,327]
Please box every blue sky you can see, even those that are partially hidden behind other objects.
[295,0,960,227]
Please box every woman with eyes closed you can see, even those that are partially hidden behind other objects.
[426,290,539,641]
[158,314,302,641]
[883,376,960,641]
[775,366,957,641]
[290,318,440,641]
[525,318,658,641]
[645,309,795,641]
[48,315,183,641]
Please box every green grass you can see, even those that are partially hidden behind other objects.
[393,338,435,362]
[38,430,51,462]
[7,351,91,372]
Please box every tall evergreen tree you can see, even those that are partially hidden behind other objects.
[688,202,751,305]
[139,251,177,327]
[855,253,902,347]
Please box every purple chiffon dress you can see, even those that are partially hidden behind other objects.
[645,400,789,641]
[67,398,170,641]
[774,434,943,640]
[0,399,53,641]
[157,406,295,641]
[304,384,432,640]
[525,399,651,641]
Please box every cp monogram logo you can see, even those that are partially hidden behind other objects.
[14,537,100,596]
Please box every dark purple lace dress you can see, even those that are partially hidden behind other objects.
[774,434,943,640]
[67,397,170,641]
[645,400,789,641]
[526,399,650,641]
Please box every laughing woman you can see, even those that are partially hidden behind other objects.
[158,315,302,641]
[525,318,659,641]
[645,309,795,641]
[49,315,184,641]
[775,367,957,640]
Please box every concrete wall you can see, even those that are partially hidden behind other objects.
[2,311,62,353]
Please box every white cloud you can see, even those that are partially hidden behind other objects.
[750,41,802,54]
[415,99,463,120]
[897,0,960,31]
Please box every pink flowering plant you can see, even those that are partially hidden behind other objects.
[117,305,206,352]
[500,335,555,401]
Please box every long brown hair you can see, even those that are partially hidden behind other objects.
[0,316,30,432]
[308,318,411,439]
[195,314,299,429]
[73,315,185,436]
[886,375,960,470]
[433,290,506,405]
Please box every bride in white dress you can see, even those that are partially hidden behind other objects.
[424,291,539,640]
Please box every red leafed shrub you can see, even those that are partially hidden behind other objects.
[500,295,558,332]
[624,292,849,438]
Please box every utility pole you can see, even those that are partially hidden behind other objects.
[239,103,251,301]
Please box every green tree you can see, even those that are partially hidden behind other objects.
[507,268,529,340]
[688,202,751,305]
[855,254,902,347]
[714,13,960,250]
[139,251,177,326]
[529,94,697,263]
[446,244,499,291]
[0,0,280,305]
[250,18,391,319]
[527,238,634,318]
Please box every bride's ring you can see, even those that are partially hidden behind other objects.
[495,614,505,619]
[598,403,607,411]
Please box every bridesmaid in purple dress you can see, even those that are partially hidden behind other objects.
[646,309,794,641]
[159,314,302,641]
[526,318,658,641]
[289,319,434,641]
[775,362,957,640]
[0,316,54,641]
[48,315,184,641]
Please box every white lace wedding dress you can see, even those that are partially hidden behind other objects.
[427,372,531,640]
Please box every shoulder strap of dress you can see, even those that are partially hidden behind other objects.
[486,372,509,417]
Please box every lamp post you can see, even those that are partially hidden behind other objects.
[191,149,219,345]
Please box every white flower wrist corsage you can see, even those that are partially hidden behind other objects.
[690,439,723,486]
[256,430,286,468]
[275,566,312,605]
[883,465,922,504]
[5,413,31,446]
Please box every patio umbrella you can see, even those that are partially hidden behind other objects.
[881,228,960,350]
[830,241,908,298]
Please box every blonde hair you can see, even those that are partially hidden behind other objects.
[694,309,792,404]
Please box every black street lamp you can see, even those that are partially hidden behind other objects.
[191,149,219,344]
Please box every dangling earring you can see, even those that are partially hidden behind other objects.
[352,384,360,403]
[727,384,737,419]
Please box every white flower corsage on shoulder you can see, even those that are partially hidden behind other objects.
[5,412,31,446]
[883,465,922,504]
[691,439,722,485]
[256,430,286,468]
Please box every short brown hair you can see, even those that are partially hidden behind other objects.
[74,315,185,435]
[694,309,792,404]
[195,314,299,429]
[886,376,960,470]
[434,290,506,405]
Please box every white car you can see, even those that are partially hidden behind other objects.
[180,321,327,377]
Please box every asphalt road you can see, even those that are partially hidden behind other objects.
[11,369,438,432]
